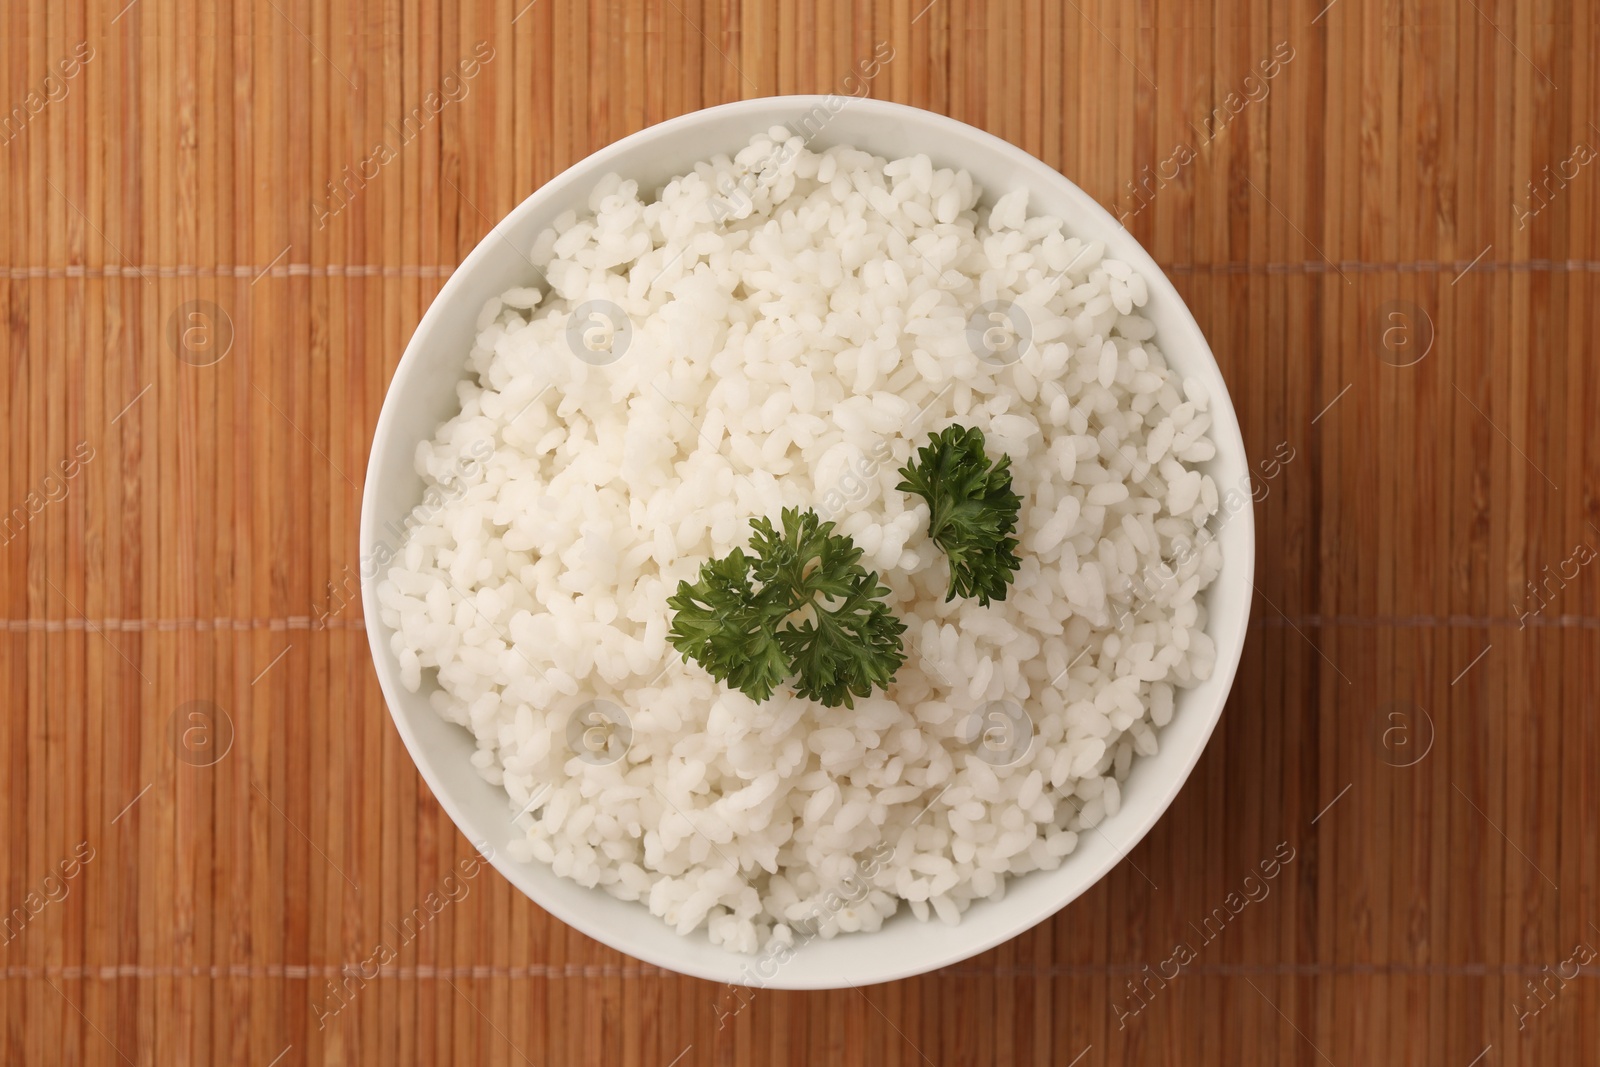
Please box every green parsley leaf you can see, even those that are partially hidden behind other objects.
[666,507,907,708]
[896,424,1023,606]
[666,548,790,703]
[752,508,908,709]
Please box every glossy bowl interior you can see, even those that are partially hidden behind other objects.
[360,96,1254,989]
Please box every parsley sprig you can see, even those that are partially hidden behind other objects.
[896,424,1023,606]
[667,507,907,708]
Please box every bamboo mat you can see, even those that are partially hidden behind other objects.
[3,0,1598,1063]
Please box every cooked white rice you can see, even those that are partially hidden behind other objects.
[376,127,1222,954]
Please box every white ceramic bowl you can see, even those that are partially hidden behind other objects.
[360,96,1254,990]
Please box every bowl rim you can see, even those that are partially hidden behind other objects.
[360,94,1255,989]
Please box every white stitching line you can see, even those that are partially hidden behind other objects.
[1,613,1594,633]
[3,964,671,980]
[0,962,1584,980]
[1165,258,1598,275]
[0,265,456,279]
[6,258,1600,280]
[0,617,366,632]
